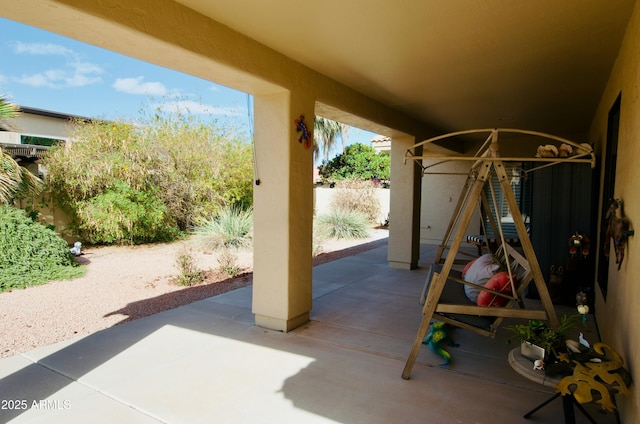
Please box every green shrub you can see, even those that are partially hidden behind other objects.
[42,104,254,244]
[75,182,181,245]
[315,209,370,239]
[192,206,253,250]
[174,247,205,286]
[318,143,390,182]
[0,205,85,292]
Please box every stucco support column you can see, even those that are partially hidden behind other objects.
[388,136,422,269]
[252,90,314,332]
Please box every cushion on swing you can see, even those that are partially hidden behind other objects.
[419,243,532,335]
[461,258,476,278]
[419,263,495,331]
[463,254,500,303]
[477,272,513,307]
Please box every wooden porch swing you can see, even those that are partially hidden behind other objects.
[401,128,596,380]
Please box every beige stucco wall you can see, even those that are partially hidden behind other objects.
[589,0,640,420]
[388,135,423,269]
[0,114,71,144]
[314,186,390,226]
[12,113,72,141]
[14,191,75,243]
[419,160,481,245]
[0,132,20,144]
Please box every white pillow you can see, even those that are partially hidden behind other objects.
[463,254,499,302]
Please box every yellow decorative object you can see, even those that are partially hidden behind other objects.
[555,342,631,412]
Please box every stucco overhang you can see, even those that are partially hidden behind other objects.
[1,0,634,147]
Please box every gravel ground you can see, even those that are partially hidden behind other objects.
[0,230,388,358]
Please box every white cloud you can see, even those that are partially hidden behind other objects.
[16,63,103,88]
[155,100,244,116]
[113,77,167,96]
[11,41,74,56]
[16,73,49,87]
[72,61,104,75]
[10,41,103,88]
[65,72,102,87]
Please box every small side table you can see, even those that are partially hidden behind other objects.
[508,348,597,424]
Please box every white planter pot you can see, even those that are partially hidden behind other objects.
[520,341,545,361]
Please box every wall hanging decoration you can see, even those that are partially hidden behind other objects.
[295,115,311,149]
[568,231,590,258]
[604,198,634,270]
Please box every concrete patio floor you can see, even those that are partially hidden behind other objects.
[0,240,619,423]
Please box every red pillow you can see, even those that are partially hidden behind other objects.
[477,272,513,307]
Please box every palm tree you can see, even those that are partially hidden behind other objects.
[313,116,349,164]
[0,96,21,130]
[338,122,350,153]
[0,96,43,204]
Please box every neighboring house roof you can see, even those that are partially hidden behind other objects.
[371,135,391,153]
[0,105,91,160]
[18,106,93,123]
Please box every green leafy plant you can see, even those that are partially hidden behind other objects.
[75,182,181,244]
[174,247,205,286]
[192,206,253,250]
[0,205,85,292]
[318,143,390,182]
[506,315,577,359]
[315,209,370,240]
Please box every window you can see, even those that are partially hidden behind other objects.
[20,135,64,147]
[481,161,532,239]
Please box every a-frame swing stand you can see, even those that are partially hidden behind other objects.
[401,129,595,380]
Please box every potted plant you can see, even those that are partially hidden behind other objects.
[506,315,577,362]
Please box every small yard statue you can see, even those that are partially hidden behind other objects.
[69,241,82,256]
[422,320,458,366]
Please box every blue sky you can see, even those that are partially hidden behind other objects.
[0,17,377,154]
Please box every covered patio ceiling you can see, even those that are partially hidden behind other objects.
[176,0,635,141]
